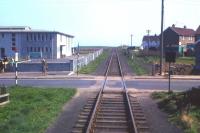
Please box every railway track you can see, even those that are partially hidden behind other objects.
[72,49,149,133]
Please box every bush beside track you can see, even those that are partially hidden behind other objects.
[152,88,200,133]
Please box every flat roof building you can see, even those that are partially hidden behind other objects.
[0,26,74,59]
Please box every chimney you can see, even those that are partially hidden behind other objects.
[172,24,175,27]
[184,25,187,29]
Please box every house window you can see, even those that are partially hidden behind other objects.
[41,47,44,52]
[12,42,16,46]
[30,47,33,52]
[38,47,40,52]
[27,47,29,52]
[2,33,4,38]
[46,47,48,52]
[34,47,36,52]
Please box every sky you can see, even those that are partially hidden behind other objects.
[0,0,200,47]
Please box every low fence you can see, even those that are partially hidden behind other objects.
[3,49,103,72]
[152,63,194,75]
[72,49,103,71]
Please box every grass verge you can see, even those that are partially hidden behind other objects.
[176,57,195,65]
[152,91,200,133]
[79,50,108,74]
[140,55,194,65]
[127,54,149,75]
[0,86,76,133]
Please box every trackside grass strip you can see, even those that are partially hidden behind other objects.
[0,86,76,133]
[79,50,108,74]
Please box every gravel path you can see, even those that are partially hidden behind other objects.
[118,50,136,76]
[132,91,183,133]
[46,89,98,133]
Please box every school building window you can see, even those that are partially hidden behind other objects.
[30,34,33,41]
[42,34,44,41]
[38,33,40,41]
[26,34,29,41]
[12,33,15,37]
[34,34,36,41]
[2,33,4,38]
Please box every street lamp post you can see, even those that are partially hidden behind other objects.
[51,35,53,59]
[77,43,79,76]
[131,34,133,46]
[160,0,164,75]
[147,30,151,55]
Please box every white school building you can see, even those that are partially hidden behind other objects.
[0,26,74,59]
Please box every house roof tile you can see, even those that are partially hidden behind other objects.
[170,26,195,36]
[142,35,160,42]
[195,25,200,35]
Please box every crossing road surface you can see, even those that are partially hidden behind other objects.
[0,78,200,91]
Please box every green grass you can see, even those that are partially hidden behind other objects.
[142,56,160,64]
[140,55,194,65]
[0,86,76,133]
[152,91,200,133]
[79,50,108,74]
[127,54,149,75]
[176,57,195,65]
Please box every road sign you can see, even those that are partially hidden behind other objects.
[165,51,176,63]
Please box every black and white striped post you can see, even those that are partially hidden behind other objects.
[15,62,18,85]
[15,52,18,85]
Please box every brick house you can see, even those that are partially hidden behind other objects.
[195,25,200,41]
[163,24,195,54]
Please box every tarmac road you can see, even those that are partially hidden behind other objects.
[1,78,200,91]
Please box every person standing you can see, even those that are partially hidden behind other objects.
[41,58,48,75]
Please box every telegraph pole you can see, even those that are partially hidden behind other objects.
[160,0,164,75]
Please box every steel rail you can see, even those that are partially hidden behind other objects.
[86,52,114,133]
[86,49,138,133]
[116,49,138,133]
